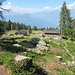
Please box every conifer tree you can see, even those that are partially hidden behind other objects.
[28,25,32,34]
[60,2,71,36]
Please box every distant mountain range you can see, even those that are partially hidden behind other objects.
[4,4,75,28]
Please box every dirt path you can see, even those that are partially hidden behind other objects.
[0,65,8,75]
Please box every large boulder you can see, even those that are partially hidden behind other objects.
[20,41,35,48]
[14,55,32,70]
[31,38,40,44]
[38,40,46,46]
[14,55,30,62]
[37,44,48,51]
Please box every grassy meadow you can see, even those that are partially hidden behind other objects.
[0,30,75,75]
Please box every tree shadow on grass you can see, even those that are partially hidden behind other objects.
[0,37,41,53]
[19,38,40,48]
[0,38,27,53]
[31,63,48,75]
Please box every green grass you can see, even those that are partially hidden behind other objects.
[67,41,75,56]
[5,30,18,35]
[0,51,16,67]
[55,67,72,75]
[1,30,75,75]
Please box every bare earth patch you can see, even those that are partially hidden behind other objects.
[36,57,58,75]
[0,65,8,75]
[50,48,63,53]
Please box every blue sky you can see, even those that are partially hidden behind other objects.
[2,0,75,14]
[3,0,75,9]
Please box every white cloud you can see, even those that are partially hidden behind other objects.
[54,6,61,10]
[43,6,53,11]
[3,2,12,10]
[3,2,40,14]
[67,2,75,9]
[12,6,41,14]
[3,1,75,14]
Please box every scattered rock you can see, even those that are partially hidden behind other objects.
[23,51,28,55]
[13,44,21,47]
[14,55,32,70]
[61,62,66,66]
[38,34,42,36]
[67,61,72,66]
[37,44,49,51]
[72,61,75,66]
[14,55,30,62]
[55,56,62,62]
[38,40,46,46]
[36,48,43,55]
[54,36,62,40]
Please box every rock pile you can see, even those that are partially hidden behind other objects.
[61,61,75,67]
[31,38,40,44]
[37,40,49,51]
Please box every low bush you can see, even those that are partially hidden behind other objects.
[62,36,68,40]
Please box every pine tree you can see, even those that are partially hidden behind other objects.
[8,20,11,30]
[0,0,10,35]
[28,25,32,34]
[60,2,71,36]
[0,0,8,20]
[33,26,38,30]
[15,22,20,30]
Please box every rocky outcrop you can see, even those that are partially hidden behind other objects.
[37,44,48,51]
[31,38,40,44]
[14,55,32,70]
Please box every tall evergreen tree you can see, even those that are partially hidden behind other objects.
[4,22,8,31]
[0,0,6,35]
[0,0,6,19]
[33,26,38,30]
[60,2,71,36]
[15,22,20,30]
[0,0,10,35]
[8,20,11,30]
[28,25,32,34]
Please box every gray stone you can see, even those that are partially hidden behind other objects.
[56,56,62,62]
[38,40,46,46]
[72,61,75,66]
[13,44,21,47]
[67,61,72,66]
[31,38,40,44]
[37,44,48,51]
[14,55,32,70]
[14,55,31,62]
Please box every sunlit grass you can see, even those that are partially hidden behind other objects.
[67,41,75,56]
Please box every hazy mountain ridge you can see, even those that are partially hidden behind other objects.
[4,3,75,28]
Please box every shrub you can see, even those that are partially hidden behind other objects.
[62,36,68,40]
